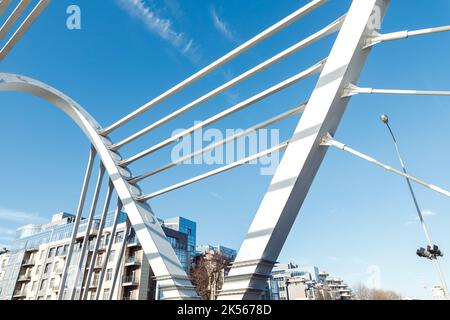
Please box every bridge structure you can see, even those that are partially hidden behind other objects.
[1,0,450,300]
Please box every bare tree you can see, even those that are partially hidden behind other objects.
[191,252,231,300]
[354,283,402,300]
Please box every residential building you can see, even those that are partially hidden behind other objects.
[270,263,353,300]
[162,217,196,270]
[196,245,237,261]
[192,244,236,300]
[0,249,9,296]
[272,263,320,300]
[0,212,194,300]
[432,286,446,300]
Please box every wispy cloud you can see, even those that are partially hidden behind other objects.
[0,207,46,225]
[116,0,200,62]
[211,7,235,42]
[0,226,16,244]
[404,209,436,227]
[328,256,340,262]
[209,191,223,200]
[163,0,184,19]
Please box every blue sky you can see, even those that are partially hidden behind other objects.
[1,0,450,299]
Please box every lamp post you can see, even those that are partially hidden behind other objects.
[380,114,449,299]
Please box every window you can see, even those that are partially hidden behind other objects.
[109,251,115,262]
[40,279,48,291]
[44,263,52,274]
[63,244,69,255]
[56,246,64,256]
[35,265,41,275]
[97,253,104,266]
[106,269,113,281]
[115,231,124,243]
[46,295,52,300]
[103,288,110,300]
[49,278,55,290]
[31,281,37,291]
[40,250,45,260]
[48,247,56,258]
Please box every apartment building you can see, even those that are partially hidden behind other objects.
[0,249,9,288]
[0,212,194,300]
[271,264,353,300]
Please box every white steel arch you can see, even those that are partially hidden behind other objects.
[0,73,199,300]
[4,0,450,301]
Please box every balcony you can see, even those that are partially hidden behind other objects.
[50,285,60,292]
[124,257,141,267]
[76,221,101,238]
[17,273,32,282]
[13,289,27,298]
[89,280,99,289]
[22,259,35,267]
[127,237,139,247]
[122,275,139,286]
[54,267,64,274]
[93,262,104,270]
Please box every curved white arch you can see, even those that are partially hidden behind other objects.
[0,73,198,300]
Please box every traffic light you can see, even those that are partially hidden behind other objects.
[417,245,444,260]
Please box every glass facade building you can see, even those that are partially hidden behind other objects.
[162,217,196,270]
[0,212,195,300]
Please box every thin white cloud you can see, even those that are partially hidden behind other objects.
[404,209,436,227]
[328,256,340,262]
[163,0,184,18]
[0,226,16,244]
[211,7,235,42]
[0,207,46,225]
[209,192,223,200]
[116,0,199,62]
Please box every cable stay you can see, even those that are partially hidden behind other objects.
[139,140,290,201]
[129,102,306,184]
[120,59,325,166]
[0,0,51,61]
[342,83,450,98]
[321,133,450,199]
[110,15,345,150]
[101,0,330,135]
[365,24,450,48]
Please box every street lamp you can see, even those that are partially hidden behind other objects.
[380,114,449,299]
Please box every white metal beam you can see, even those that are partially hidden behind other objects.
[95,199,123,300]
[130,103,306,184]
[101,0,329,134]
[0,0,13,17]
[140,141,290,201]
[0,0,51,61]
[111,16,343,150]
[321,133,450,198]
[365,24,450,48]
[0,73,199,300]
[0,0,31,42]
[343,84,450,97]
[218,0,391,300]
[57,146,96,300]
[81,181,114,300]
[121,60,325,166]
